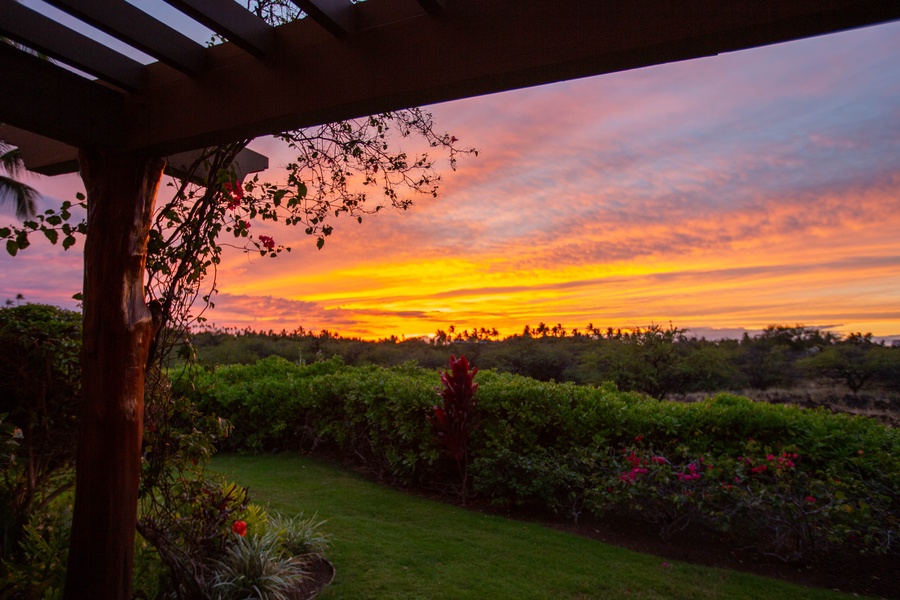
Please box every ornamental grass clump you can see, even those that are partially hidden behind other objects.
[208,510,329,600]
[210,530,308,600]
[427,355,479,504]
[265,512,330,558]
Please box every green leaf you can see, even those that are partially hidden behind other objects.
[0,227,10,238]
[43,229,59,244]
[297,182,307,197]
[46,215,62,226]
[75,192,85,200]
[62,236,76,250]
[72,292,83,301]
[6,239,17,256]
[316,237,325,250]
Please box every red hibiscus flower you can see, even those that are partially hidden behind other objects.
[232,520,247,536]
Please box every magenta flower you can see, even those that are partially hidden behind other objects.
[223,180,244,199]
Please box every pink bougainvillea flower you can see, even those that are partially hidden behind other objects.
[805,496,817,503]
[651,456,666,464]
[259,235,275,250]
[634,435,644,442]
[222,182,242,210]
[223,180,244,199]
[232,520,247,536]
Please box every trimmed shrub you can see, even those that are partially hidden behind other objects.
[187,358,899,560]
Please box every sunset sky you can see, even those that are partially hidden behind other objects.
[2,20,899,341]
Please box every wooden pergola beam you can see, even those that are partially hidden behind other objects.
[290,0,355,38]
[45,0,207,75]
[163,0,276,58]
[0,126,268,181]
[415,0,446,17]
[0,0,143,90]
[0,43,124,149]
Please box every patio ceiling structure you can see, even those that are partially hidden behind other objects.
[2,2,898,599]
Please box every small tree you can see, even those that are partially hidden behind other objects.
[427,355,479,504]
[0,303,81,557]
[799,333,888,393]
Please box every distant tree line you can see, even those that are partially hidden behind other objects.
[188,323,900,398]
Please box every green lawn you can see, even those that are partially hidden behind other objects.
[211,454,863,600]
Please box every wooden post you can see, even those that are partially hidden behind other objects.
[63,148,164,600]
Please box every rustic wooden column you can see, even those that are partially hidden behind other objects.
[64,148,164,600]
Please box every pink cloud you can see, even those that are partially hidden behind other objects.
[2,21,899,340]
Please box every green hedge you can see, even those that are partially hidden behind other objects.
[176,356,899,560]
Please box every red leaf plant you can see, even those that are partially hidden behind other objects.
[427,355,479,504]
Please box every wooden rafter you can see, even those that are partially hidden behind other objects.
[415,0,446,16]
[0,42,123,148]
[0,0,143,90]
[2,125,268,180]
[45,0,207,75]
[290,0,355,38]
[163,0,275,58]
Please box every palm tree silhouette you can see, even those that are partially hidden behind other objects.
[0,142,38,219]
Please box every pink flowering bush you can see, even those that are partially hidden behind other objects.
[586,435,897,562]
[705,439,896,562]
[588,440,716,540]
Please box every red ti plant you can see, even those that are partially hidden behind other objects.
[428,355,479,504]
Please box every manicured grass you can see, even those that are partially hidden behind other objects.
[211,454,864,600]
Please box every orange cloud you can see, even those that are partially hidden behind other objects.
[3,22,899,342]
